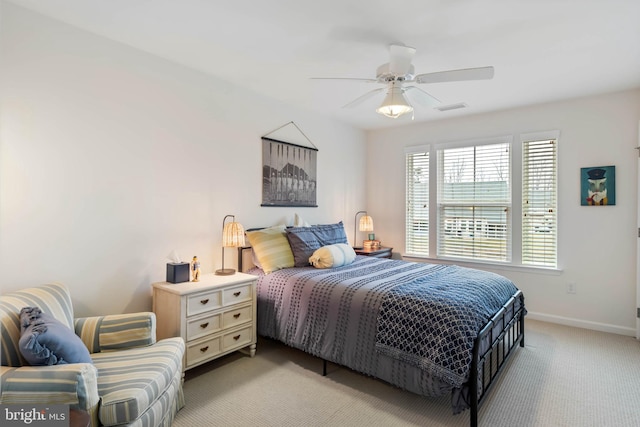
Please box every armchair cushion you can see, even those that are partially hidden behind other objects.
[92,337,185,426]
[19,307,92,366]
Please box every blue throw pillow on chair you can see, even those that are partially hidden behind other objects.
[19,306,92,365]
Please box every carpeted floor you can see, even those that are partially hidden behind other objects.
[173,319,640,427]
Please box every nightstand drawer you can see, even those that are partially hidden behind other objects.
[222,325,253,351]
[186,312,222,341]
[222,284,252,306]
[222,304,252,329]
[187,290,222,316]
[186,335,221,367]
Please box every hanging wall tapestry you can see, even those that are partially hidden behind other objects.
[580,165,616,206]
[261,137,318,207]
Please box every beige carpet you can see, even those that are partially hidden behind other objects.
[173,320,640,427]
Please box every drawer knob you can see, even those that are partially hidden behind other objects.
[200,298,209,305]
[233,334,241,341]
[200,346,209,353]
[200,322,209,329]
[233,313,241,319]
[233,291,241,297]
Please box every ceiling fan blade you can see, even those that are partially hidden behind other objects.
[414,66,495,84]
[342,87,385,109]
[310,77,378,83]
[403,86,441,107]
[389,44,416,75]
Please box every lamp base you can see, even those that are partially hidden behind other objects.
[215,268,236,276]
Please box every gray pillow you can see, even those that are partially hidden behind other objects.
[286,222,348,267]
[19,307,92,366]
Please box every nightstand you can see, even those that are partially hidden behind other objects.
[152,272,257,371]
[354,246,393,259]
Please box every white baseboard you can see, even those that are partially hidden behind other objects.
[526,312,636,337]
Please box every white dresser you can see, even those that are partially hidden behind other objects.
[152,272,257,371]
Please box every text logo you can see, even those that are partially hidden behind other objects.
[1,405,68,426]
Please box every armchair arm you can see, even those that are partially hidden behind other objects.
[75,312,156,353]
[0,364,99,416]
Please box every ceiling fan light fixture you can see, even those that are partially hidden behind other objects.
[376,86,413,119]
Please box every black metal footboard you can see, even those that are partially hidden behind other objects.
[468,289,525,427]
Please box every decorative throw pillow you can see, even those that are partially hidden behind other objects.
[19,307,92,366]
[246,225,295,274]
[293,213,310,227]
[286,222,348,267]
[248,223,286,270]
[309,244,356,269]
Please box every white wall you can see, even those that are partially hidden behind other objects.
[0,3,366,316]
[367,89,640,335]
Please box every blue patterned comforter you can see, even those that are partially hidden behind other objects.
[250,256,520,412]
[375,264,518,388]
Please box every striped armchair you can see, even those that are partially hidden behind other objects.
[0,283,185,427]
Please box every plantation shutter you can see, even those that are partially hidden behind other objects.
[522,139,557,267]
[405,149,429,256]
[437,142,511,262]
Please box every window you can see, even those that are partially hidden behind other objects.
[438,141,511,262]
[405,132,558,269]
[522,137,557,267]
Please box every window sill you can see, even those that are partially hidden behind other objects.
[402,254,563,275]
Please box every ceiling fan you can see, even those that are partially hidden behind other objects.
[312,44,494,119]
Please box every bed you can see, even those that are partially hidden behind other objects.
[239,222,525,427]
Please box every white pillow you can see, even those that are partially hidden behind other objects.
[309,244,356,269]
[294,213,310,227]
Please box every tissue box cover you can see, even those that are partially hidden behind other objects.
[166,262,190,283]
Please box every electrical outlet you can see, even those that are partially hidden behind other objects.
[566,282,577,294]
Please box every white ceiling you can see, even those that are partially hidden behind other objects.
[7,0,640,131]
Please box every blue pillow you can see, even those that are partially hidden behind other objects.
[19,307,92,366]
[286,222,348,267]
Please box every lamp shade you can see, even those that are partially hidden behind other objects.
[359,215,374,232]
[222,221,245,247]
[216,214,245,276]
[376,83,413,119]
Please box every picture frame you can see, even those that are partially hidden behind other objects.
[580,165,615,206]
[261,137,318,207]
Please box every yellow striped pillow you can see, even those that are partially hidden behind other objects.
[246,225,294,274]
